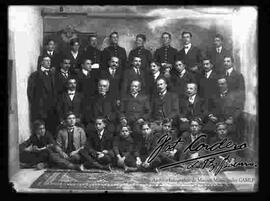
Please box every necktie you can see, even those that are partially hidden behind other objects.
[112,69,115,77]
[44,70,49,76]
[98,131,102,139]
[136,68,140,75]
[205,73,208,79]
[226,71,229,77]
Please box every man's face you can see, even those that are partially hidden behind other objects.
[66,114,76,127]
[157,79,167,93]
[130,81,140,94]
[218,78,228,92]
[224,57,233,70]
[175,61,185,73]
[61,59,71,71]
[71,42,80,52]
[133,57,142,69]
[136,37,144,47]
[150,62,160,74]
[109,57,119,70]
[203,60,213,72]
[98,80,109,94]
[216,124,228,139]
[42,57,51,69]
[186,83,197,97]
[214,37,223,48]
[89,37,98,48]
[182,33,191,45]
[120,127,130,138]
[161,33,171,46]
[141,124,152,137]
[190,121,200,135]
[110,33,118,45]
[35,124,46,137]
[95,119,106,131]
[47,41,55,51]
[68,79,77,91]
[162,122,172,134]
[82,59,92,71]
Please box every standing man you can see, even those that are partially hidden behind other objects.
[102,31,127,72]
[27,56,57,133]
[55,57,72,95]
[206,34,231,75]
[177,31,203,82]
[128,34,152,73]
[154,32,178,73]
[84,34,102,73]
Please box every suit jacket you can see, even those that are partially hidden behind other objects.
[54,70,72,95]
[63,49,85,72]
[100,68,122,100]
[206,46,231,74]
[113,135,134,157]
[171,70,196,98]
[177,45,203,71]
[122,67,147,96]
[56,126,86,153]
[151,91,179,121]
[27,70,56,120]
[84,46,102,66]
[57,91,84,121]
[128,47,152,72]
[37,50,62,71]
[102,45,127,71]
[85,129,114,157]
[198,70,219,100]
[120,93,151,122]
[178,131,208,160]
[74,69,99,100]
[179,95,208,122]
[208,90,244,121]
[154,45,178,66]
[145,72,165,98]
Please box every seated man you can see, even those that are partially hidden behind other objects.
[79,117,113,171]
[113,125,136,170]
[19,120,55,169]
[119,80,151,132]
[49,112,86,170]
[178,118,208,161]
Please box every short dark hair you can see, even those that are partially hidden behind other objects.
[215,34,224,41]
[224,55,234,63]
[156,77,167,84]
[95,117,107,125]
[216,121,228,129]
[175,59,186,65]
[45,39,55,45]
[70,38,80,46]
[120,125,132,132]
[61,57,71,63]
[161,32,172,39]
[162,118,173,125]
[65,111,76,120]
[190,117,202,125]
[182,31,192,38]
[82,58,92,64]
[88,33,97,40]
[132,56,142,61]
[150,60,161,67]
[202,56,212,63]
[32,120,45,131]
[136,34,146,42]
[110,31,118,38]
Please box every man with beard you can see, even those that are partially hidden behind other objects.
[128,34,152,73]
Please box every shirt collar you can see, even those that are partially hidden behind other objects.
[98,129,104,136]
[40,66,50,72]
[216,46,222,51]
[180,69,186,76]
[131,92,139,98]
[82,69,89,76]
[184,43,192,49]
[189,94,196,102]
[153,71,160,79]
[60,68,68,74]
[68,90,75,95]
[205,70,212,78]
[159,89,167,97]
[226,67,233,75]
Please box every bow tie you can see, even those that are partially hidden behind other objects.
[48,51,53,55]
[68,92,75,95]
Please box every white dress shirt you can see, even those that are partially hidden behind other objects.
[205,70,213,79]
[47,50,54,56]
[82,69,89,76]
[184,43,192,54]
[98,129,105,139]
[216,46,222,54]
[71,51,78,59]
[226,67,233,77]
[68,90,75,101]
[179,69,186,78]
[109,67,116,77]
[153,71,160,80]
[189,94,196,104]
[60,69,69,78]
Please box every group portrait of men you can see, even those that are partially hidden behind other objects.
[21,30,246,173]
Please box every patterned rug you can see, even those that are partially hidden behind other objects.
[30,167,237,192]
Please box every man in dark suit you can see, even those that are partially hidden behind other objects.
[223,55,245,107]
[56,77,84,126]
[198,57,219,101]
[37,39,62,71]
[154,32,178,73]
[79,118,113,171]
[100,56,122,101]
[85,79,118,135]
[206,34,231,75]
[74,58,99,102]
[128,34,152,73]
[151,77,179,124]
[54,57,72,95]
[177,31,203,82]
[102,31,127,72]
[120,80,151,130]
[122,56,147,96]
[171,59,196,99]
[178,82,208,135]
[49,112,85,170]
[27,56,57,133]
[63,39,85,73]
[84,34,102,74]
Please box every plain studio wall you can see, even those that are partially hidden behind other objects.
[8,6,43,178]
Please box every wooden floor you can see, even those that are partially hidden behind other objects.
[9,168,257,193]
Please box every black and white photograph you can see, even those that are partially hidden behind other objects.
[8,5,258,193]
